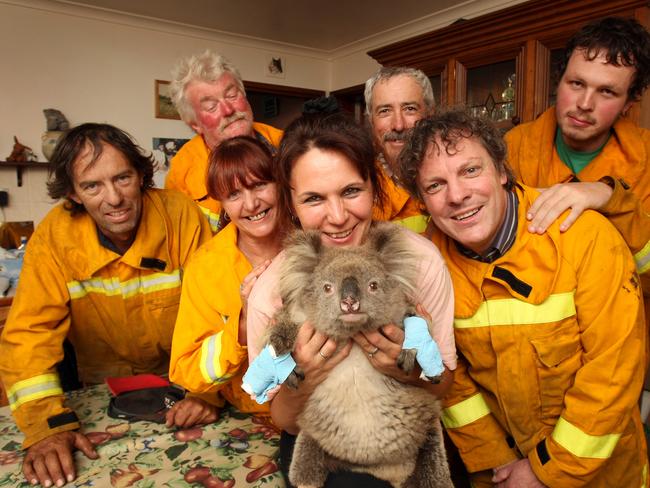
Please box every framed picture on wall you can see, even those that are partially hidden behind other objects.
[155,80,181,120]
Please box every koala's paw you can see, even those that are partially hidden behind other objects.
[286,366,305,389]
[268,325,297,356]
[426,374,442,384]
[398,348,417,374]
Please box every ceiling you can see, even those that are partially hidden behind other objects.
[62,0,465,51]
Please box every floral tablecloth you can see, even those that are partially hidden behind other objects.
[0,385,285,487]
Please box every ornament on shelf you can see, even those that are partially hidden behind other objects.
[6,136,37,162]
[42,108,70,161]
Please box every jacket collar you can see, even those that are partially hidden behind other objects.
[439,185,562,318]
[83,190,172,276]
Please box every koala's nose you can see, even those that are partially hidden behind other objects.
[340,277,360,313]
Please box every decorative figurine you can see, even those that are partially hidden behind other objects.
[6,137,37,162]
[42,108,70,161]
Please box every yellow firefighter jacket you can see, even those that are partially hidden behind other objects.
[372,163,429,233]
[169,222,270,415]
[165,123,283,232]
[505,107,650,328]
[432,185,647,487]
[0,189,212,447]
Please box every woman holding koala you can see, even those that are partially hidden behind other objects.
[247,113,456,487]
[167,136,285,427]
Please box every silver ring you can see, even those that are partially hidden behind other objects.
[318,350,330,360]
[368,347,379,358]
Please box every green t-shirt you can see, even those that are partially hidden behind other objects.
[555,127,609,175]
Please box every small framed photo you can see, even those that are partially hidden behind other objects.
[265,56,286,79]
[155,80,181,120]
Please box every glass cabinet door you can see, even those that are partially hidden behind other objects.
[547,48,564,108]
[429,74,442,107]
[466,59,517,124]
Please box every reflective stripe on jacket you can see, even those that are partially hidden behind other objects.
[165,123,283,232]
[0,189,212,447]
[433,185,647,487]
[169,222,270,415]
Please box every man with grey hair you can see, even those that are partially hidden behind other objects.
[166,50,283,232]
[365,66,435,232]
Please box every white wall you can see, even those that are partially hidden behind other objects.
[0,0,331,224]
[0,0,526,225]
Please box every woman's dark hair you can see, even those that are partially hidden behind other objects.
[275,112,385,229]
[397,109,516,201]
[558,17,650,101]
[47,123,155,214]
[206,136,275,231]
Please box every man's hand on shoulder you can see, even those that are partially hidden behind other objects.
[23,431,98,487]
[527,182,613,234]
[492,459,546,487]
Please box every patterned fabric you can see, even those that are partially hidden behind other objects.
[0,385,284,487]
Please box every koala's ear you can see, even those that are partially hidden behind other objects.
[366,222,402,255]
[279,229,324,304]
[367,222,418,294]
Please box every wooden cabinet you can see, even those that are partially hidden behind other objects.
[336,0,649,129]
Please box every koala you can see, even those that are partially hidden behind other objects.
[266,222,453,488]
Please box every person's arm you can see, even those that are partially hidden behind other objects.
[524,181,613,234]
[506,122,650,275]
[527,214,646,487]
[22,431,98,487]
[0,231,89,486]
[169,248,249,397]
[352,317,453,399]
[441,353,520,473]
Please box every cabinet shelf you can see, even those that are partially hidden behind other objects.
[0,160,50,187]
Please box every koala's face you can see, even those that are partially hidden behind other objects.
[302,249,409,340]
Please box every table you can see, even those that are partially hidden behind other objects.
[0,385,285,487]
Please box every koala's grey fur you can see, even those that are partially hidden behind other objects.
[267,222,453,488]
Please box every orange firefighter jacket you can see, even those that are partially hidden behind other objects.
[432,185,647,487]
[165,123,283,232]
[505,107,650,323]
[372,163,429,233]
[169,222,269,416]
[0,189,212,448]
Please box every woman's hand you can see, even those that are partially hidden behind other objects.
[353,304,453,397]
[292,321,351,390]
[238,260,271,345]
[353,324,422,385]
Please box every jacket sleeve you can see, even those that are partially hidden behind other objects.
[442,353,520,472]
[169,252,247,395]
[0,232,79,448]
[600,173,650,278]
[528,214,646,486]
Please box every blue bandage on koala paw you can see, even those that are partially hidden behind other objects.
[402,316,444,380]
[242,344,296,404]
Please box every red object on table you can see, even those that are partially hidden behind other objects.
[105,374,170,395]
